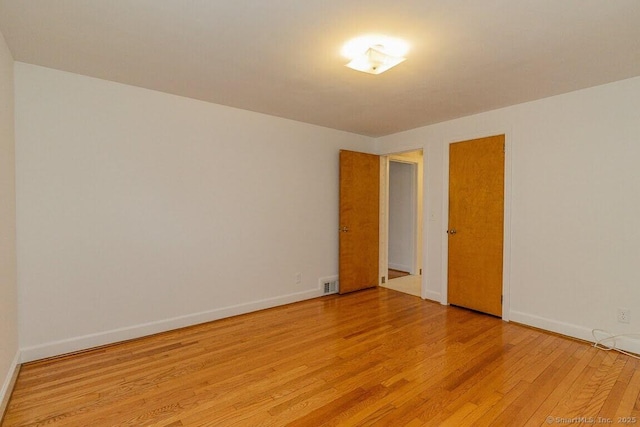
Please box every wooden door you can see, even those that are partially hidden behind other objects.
[447,135,504,316]
[339,150,380,294]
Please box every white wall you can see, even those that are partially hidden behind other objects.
[376,76,640,352]
[12,59,640,363]
[388,161,415,273]
[15,63,372,361]
[0,30,18,411]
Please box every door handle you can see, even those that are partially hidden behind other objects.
[339,226,349,232]
[447,229,457,235]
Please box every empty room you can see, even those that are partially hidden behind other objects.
[1,1,640,425]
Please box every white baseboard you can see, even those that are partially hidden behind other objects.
[389,263,412,273]
[21,288,323,363]
[509,310,640,355]
[0,351,20,420]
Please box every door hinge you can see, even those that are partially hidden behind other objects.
[501,295,503,304]
[503,143,505,153]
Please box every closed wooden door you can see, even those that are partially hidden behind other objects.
[447,135,504,316]
[339,150,380,294]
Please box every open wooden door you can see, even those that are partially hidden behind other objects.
[339,150,380,294]
[447,135,504,316]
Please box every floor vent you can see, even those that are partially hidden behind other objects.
[319,276,339,295]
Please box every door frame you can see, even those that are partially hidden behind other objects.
[441,130,512,320]
[379,149,425,298]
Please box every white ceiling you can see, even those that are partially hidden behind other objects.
[1,1,639,137]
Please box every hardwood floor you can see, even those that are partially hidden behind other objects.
[388,269,410,280]
[3,288,639,426]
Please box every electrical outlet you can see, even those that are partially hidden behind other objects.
[617,308,630,324]
[295,272,302,285]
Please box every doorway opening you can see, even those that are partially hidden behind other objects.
[380,149,423,298]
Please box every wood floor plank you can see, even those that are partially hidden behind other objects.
[3,288,639,426]
[614,360,640,421]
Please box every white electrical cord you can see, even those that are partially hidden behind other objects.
[592,329,640,360]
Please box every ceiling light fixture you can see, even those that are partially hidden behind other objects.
[342,35,409,75]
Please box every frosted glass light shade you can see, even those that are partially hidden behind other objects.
[345,46,406,75]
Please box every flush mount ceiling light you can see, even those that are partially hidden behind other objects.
[342,35,409,75]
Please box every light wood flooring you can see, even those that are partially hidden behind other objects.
[3,288,639,426]
[381,275,422,298]
[388,269,410,280]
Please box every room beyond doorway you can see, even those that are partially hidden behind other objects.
[382,274,421,297]
[380,149,424,298]
[388,268,409,280]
